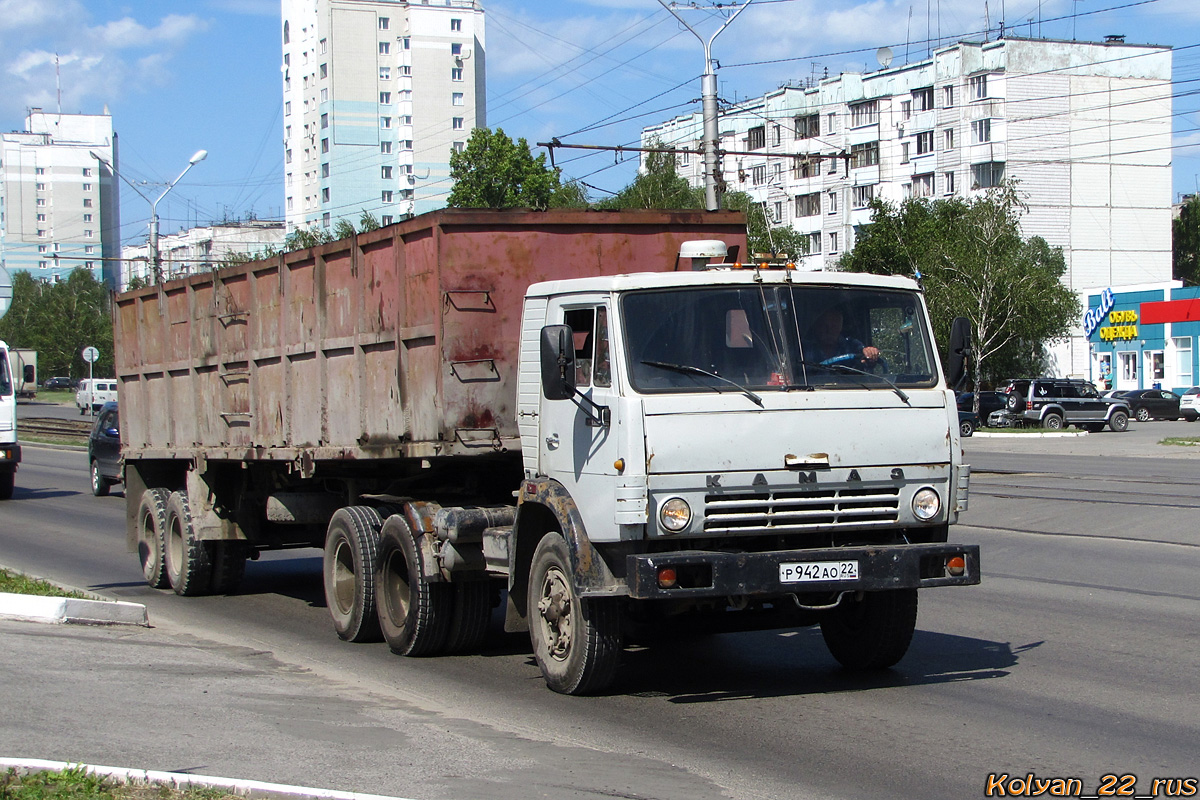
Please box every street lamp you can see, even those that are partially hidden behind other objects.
[90,149,208,284]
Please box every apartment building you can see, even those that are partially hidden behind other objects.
[282,0,485,233]
[120,220,285,289]
[643,36,1173,375]
[0,109,119,288]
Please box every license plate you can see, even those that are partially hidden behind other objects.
[779,560,859,583]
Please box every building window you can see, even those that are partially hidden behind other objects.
[400,189,414,199]
[943,85,956,108]
[452,117,464,130]
[36,213,45,222]
[322,187,330,203]
[380,92,392,104]
[794,114,819,139]
[382,166,393,179]
[285,101,292,116]
[36,198,46,207]
[806,232,821,254]
[849,141,879,168]
[914,87,934,111]
[913,173,934,197]
[286,149,292,164]
[85,245,95,254]
[382,190,394,203]
[381,117,392,129]
[319,63,327,79]
[852,184,875,208]
[38,245,47,253]
[746,126,766,150]
[773,201,783,223]
[849,100,878,127]
[382,215,393,225]
[400,140,414,150]
[827,112,836,133]
[403,37,410,50]
[828,232,838,254]
[900,142,910,164]
[83,214,92,222]
[900,100,912,120]
[320,38,327,54]
[84,229,94,238]
[451,67,463,81]
[795,192,821,217]
[793,156,819,179]
[452,142,465,153]
[379,16,389,30]
[751,164,766,185]
[83,198,93,208]
[452,92,464,106]
[38,261,48,269]
[827,190,838,213]
[452,43,463,56]
[322,212,331,228]
[944,128,956,150]
[83,167,92,177]
[36,183,46,191]
[321,138,329,153]
[380,67,391,80]
[321,113,328,129]
[450,18,462,31]
[398,90,412,101]
[321,87,328,102]
[399,115,412,124]
[379,42,390,55]
[969,74,988,100]
[943,171,956,194]
[321,163,330,178]
[1174,337,1192,386]
[35,167,44,175]
[1119,351,1137,383]
[972,161,1005,188]
[772,124,781,146]
[971,118,992,143]
[916,130,934,155]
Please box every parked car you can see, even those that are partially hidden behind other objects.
[1117,388,1182,421]
[42,376,78,390]
[998,377,1130,431]
[88,401,121,496]
[1180,387,1200,421]
[958,410,978,437]
[956,391,1006,421]
[76,378,118,414]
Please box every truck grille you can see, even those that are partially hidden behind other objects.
[704,486,900,534]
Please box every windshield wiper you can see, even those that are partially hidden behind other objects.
[797,360,910,405]
[641,360,764,407]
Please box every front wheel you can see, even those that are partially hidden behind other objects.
[1109,411,1129,432]
[1135,407,1151,422]
[820,589,918,671]
[528,533,621,695]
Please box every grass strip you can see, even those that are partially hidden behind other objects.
[0,569,89,599]
[2,766,239,800]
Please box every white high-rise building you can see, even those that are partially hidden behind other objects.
[0,109,120,288]
[120,220,286,290]
[643,37,1173,376]
[281,0,485,233]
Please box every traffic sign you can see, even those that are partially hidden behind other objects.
[82,346,100,363]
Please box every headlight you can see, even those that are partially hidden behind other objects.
[659,497,691,532]
[911,488,941,521]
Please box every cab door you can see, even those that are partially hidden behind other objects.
[538,298,620,538]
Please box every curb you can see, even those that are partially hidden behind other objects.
[0,592,148,626]
[972,430,1088,438]
[0,759,417,800]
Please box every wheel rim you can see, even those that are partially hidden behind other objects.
[91,463,101,492]
[1137,408,1150,421]
[536,565,573,662]
[1046,416,1061,429]
[379,549,412,625]
[331,537,356,616]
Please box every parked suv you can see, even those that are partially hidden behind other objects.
[1000,377,1130,432]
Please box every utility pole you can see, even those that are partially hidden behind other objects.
[656,0,754,212]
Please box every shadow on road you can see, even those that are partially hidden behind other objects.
[9,487,86,501]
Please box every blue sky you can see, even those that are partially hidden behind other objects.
[3,0,1198,248]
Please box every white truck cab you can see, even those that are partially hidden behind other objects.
[0,340,23,499]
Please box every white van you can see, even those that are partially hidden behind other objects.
[77,379,118,415]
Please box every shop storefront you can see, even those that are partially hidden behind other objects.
[1085,283,1200,393]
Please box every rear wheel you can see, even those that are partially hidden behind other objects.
[1042,413,1064,430]
[90,460,110,497]
[1135,407,1151,422]
[376,514,452,656]
[210,541,248,594]
[820,589,918,671]
[528,533,622,695]
[164,490,213,596]
[137,488,171,589]
[323,506,387,643]
[1109,411,1129,432]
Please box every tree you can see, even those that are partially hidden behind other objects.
[447,127,561,209]
[595,145,703,210]
[1173,194,1200,286]
[721,192,812,259]
[0,268,115,378]
[839,184,1080,409]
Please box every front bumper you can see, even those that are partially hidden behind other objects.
[626,542,980,600]
[0,443,21,465]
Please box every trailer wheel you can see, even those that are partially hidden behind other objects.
[0,470,13,500]
[376,514,451,656]
[137,488,171,589]
[445,580,492,654]
[323,506,386,643]
[210,541,248,595]
[528,532,621,695]
[164,490,213,596]
[820,588,918,671]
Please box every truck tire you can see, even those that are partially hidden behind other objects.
[137,488,171,589]
[90,460,110,497]
[445,580,492,654]
[323,506,387,643]
[210,541,248,595]
[376,514,451,656]
[1109,411,1129,432]
[820,588,918,671]
[0,470,13,500]
[528,532,621,695]
[164,490,213,596]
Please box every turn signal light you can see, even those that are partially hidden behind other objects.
[613,458,625,473]
[947,555,966,576]
[657,567,678,588]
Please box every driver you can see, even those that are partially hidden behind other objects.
[804,308,880,366]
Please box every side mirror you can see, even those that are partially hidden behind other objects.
[540,324,576,401]
[23,365,35,383]
[947,317,971,389]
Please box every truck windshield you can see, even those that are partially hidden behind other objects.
[0,350,11,397]
[623,285,937,393]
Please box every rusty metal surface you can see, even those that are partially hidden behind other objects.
[114,209,747,463]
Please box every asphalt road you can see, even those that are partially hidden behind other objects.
[1,423,1197,800]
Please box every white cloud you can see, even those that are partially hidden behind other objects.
[206,0,277,16]
[0,0,83,32]
[89,14,208,49]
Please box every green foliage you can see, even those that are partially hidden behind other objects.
[358,210,382,232]
[332,218,356,240]
[595,145,703,210]
[1173,194,1200,286]
[0,766,240,800]
[0,269,115,378]
[284,225,334,251]
[721,191,812,258]
[550,180,590,209]
[448,127,560,209]
[0,568,89,598]
[839,184,1080,395]
[125,276,149,291]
